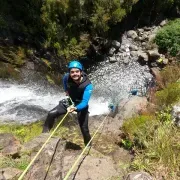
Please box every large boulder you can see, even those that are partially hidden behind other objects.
[24,137,66,180]
[62,149,120,180]
[116,96,148,120]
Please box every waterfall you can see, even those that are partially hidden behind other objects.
[0,34,153,124]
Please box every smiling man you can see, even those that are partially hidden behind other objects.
[42,60,93,147]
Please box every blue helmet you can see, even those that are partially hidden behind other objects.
[68,60,83,71]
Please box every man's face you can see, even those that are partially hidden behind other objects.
[70,68,82,81]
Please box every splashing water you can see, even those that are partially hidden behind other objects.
[0,58,152,123]
[0,80,110,123]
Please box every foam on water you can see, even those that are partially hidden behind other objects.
[0,80,110,123]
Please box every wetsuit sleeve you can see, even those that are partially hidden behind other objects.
[75,84,93,111]
[62,74,69,92]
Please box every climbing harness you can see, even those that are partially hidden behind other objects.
[18,112,69,180]
[61,96,74,108]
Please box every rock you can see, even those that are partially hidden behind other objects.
[63,151,119,180]
[26,61,35,70]
[148,34,156,42]
[142,42,146,47]
[0,133,21,156]
[163,58,169,65]
[0,168,22,180]
[148,49,160,59]
[123,57,130,64]
[151,62,158,67]
[21,134,53,153]
[112,40,121,49]
[172,103,180,127]
[116,96,148,120]
[150,67,163,89]
[109,56,118,63]
[127,30,138,39]
[129,45,138,51]
[160,20,168,27]
[25,137,66,180]
[109,47,116,56]
[138,51,148,62]
[130,51,138,57]
[144,27,152,31]
[141,34,148,41]
[124,171,153,180]
[137,28,144,34]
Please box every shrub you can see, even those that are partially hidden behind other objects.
[155,19,180,56]
[155,82,180,107]
[160,63,180,87]
[0,62,20,79]
[122,109,180,179]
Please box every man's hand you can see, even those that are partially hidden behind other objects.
[67,105,77,113]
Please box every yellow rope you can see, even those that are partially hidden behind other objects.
[18,112,69,180]
[63,113,109,180]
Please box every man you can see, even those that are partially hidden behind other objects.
[42,60,93,146]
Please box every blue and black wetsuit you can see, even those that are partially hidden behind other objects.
[43,72,93,146]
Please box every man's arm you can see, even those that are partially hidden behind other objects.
[75,84,93,111]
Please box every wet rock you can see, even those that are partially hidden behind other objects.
[0,133,21,156]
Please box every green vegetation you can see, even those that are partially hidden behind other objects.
[121,62,180,179]
[155,19,180,56]
[0,155,30,170]
[121,108,180,179]
[0,62,20,79]
[0,0,141,60]
[0,121,43,143]
[155,82,180,107]
[160,63,180,86]
[155,64,180,107]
